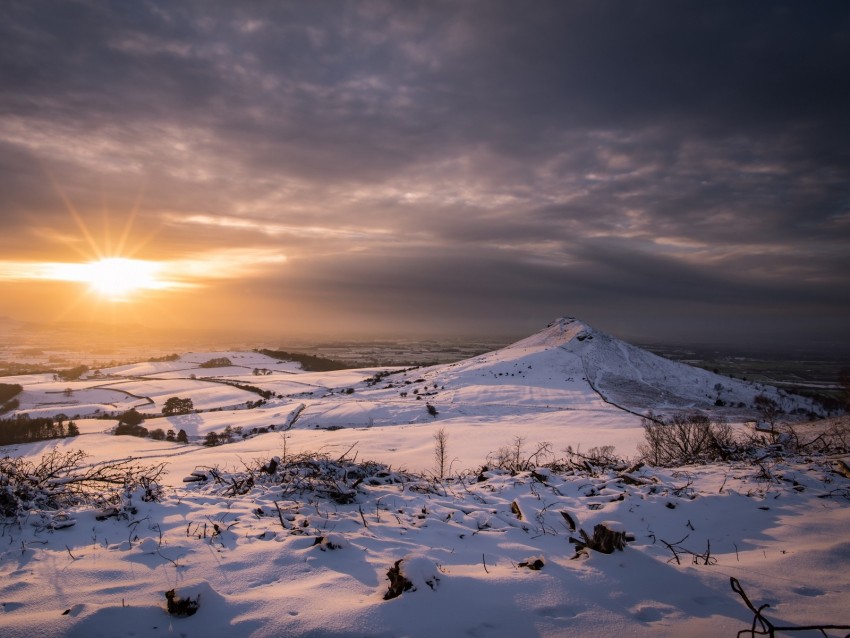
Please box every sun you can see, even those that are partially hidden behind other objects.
[83,257,165,300]
[1,181,281,319]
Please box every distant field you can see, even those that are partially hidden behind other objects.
[639,342,848,389]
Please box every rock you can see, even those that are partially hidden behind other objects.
[383,560,414,600]
[518,555,545,570]
[833,458,850,479]
[510,500,523,520]
[96,506,120,520]
[571,522,630,555]
[165,589,199,617]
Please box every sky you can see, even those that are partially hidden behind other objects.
[1,1,849,347]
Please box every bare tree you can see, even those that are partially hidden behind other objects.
[433,427,449,480]
[754,394,783,432]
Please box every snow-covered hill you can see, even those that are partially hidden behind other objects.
[4,317,821,460]
[368,317,815,421]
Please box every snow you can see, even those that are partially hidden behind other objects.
[98,379,261,413]
[1,454,848,637]
[0,318,846,637]
[96,352,302,379]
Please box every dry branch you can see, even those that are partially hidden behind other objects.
[660,534,716,565]
[1,450,165,518]
[731,577,850,637]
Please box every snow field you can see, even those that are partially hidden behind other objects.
[0,456,847,637]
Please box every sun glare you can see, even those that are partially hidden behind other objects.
[42,258,169,301]
[83,258,163,300]
[0,181,287,315]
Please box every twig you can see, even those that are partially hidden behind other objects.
[157,550,180,568]
[273,500,288,530]
[375,496,386,523]
[358,505,369,529]
[65,545,79,560]
[337,442,358,462]
[660,534,718,565]
[482,553,489,574]
[731,577,850,637]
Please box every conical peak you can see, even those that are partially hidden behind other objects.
[507,317,595,351]
[547,316,587,331]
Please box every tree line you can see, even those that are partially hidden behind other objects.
[0,383,23,414]
[255,349,347,372]
[0,414,79,445]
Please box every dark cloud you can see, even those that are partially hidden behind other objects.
[1,1,849,347]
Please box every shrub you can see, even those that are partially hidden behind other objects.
[56,365,88,381]
[115,423,149,437]
[216,381,273,400]
[781,420,850,454]
[148,353,179,362]
[564,444,621,470]
[203,431,221,447]
[638,412,735,466]
[189,450,416,500]
[255,349,347,372]
[0,450,164,519]
[199,357,232,368]
[487,437,552,473]
[118,408,144,426]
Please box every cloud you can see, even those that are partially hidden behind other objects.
[0,1,848,345]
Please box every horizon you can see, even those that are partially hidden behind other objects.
[3,313,850,370]
[1,2,849,349]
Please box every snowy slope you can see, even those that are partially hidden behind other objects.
[368,317,814,422]
[0,452,848,638]
[5,317,821,451]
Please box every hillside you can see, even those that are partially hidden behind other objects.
[1,318,824,465]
